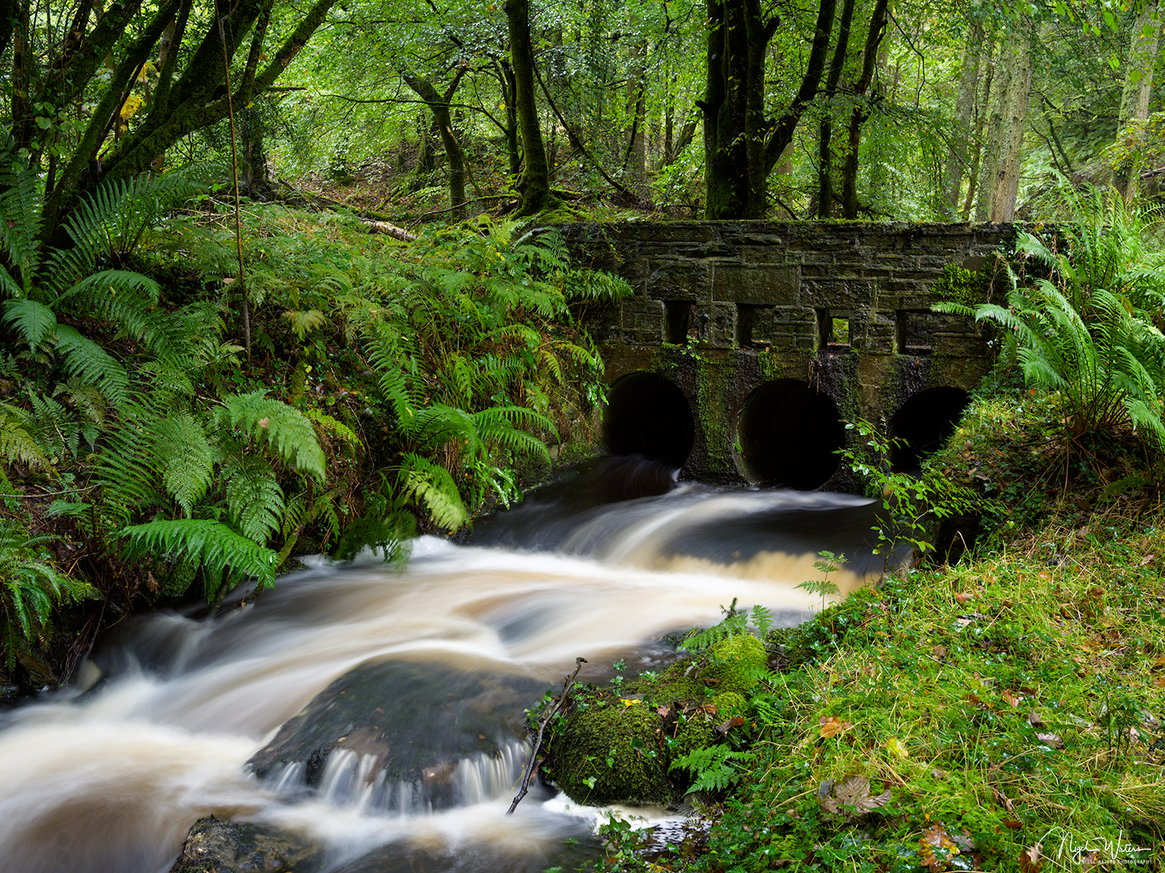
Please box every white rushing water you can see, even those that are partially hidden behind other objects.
[0,485,885,873]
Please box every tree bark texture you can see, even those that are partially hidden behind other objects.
[816,0,856,217]
[402,68,468,218]
[1115,0,1161,199]
[942,21,984,217]
[840,0,889,219]
[702,0,835,219]
[977,17,1032,222]
[504,0,551,216]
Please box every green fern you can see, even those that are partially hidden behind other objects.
[119,519,278,599]
[1,298,57,349]
[53,326,130,409]
[397,452,468,530]
[223,456,286,544]
[0,403,50,472]
[0,518,98,667]
[216,391,327,482]
[153,413,217,516]
[669,744,754,794]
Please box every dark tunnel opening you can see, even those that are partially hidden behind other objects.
[889,387,970,472]
[603,371,695,469]
[737,379,846,490]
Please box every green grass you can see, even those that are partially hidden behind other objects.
[610,516,1165,873]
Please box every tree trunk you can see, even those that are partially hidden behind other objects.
[624,41,648,192]
[402,69,468,218]
[977,17,1032,222]
[504,0,551,216]
[1114,0,1161,200]
[942,21,983,217]
[816,0,856,218]
[840,0,889,219]
[702,0,777,219]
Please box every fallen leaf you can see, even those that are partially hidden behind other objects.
[1036,732,1064,748]
[657,704,671,718]
[1018,842,1043,873]
[818,774,891,816]
[919,823,959,871]
[1003,818,1024,829]
[818,715,853,738]
[954,591,974,604]
[885,736,910,759]
[715,716,745,736]
[1027,711,1046,728]
[1002,689,1022,707]
[620,698,641,707]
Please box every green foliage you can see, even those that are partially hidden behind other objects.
[669,743,753,794]
[938,186,1165,452]
[0,518,97,670]
[797,550,844,612]
[119,520,278,600]
[838,419,979,562]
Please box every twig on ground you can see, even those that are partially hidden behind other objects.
[507,656,587,815]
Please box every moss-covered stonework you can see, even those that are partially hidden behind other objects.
[543,632,768,807]
[560,222,1015,486]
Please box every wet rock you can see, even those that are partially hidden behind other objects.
[248,658,545,810]
[167,816,321,873]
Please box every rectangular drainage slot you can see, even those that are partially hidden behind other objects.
[665,300,694,344]
[817,308,851,349]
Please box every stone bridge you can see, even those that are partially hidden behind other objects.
[559,221,1016,490]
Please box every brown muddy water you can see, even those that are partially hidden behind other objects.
[0,482,887,873]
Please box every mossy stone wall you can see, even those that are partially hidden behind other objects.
[559,221,1016,485]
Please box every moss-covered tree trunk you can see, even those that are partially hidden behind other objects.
[402,68,468,219]
[505,0,551,216]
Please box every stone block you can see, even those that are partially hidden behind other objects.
[799,279,877,309]
[643,258,711,302]
[712,263,800,304]
[696,302,738,348]
[620,297,665,343]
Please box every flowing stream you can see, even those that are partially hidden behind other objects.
[0,471,888,873]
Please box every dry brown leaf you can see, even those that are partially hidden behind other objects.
[919,823,959,871]
[1027,711,1046,727]
[715,716,745,736]
[1018,842,1043,873]
[818,775,891,816]
[1036,732,1064,749]
[954,591,974,604]
[818,715,853,738]
[1002,689,1022,707]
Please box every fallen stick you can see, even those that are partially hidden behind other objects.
[507,656,587,815]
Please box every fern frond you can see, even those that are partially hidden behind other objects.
[304,408,361,455]
[216,391,327,482]
[0,403,50,471]
[153,413,216,516]
[224,456,286,544]
[2,298,57,349]
[53,325,130,408]
[119,519,277,597]
[397,452,468,530]
[669,744,751,794]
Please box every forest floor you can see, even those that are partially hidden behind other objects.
[585,395,1165,873]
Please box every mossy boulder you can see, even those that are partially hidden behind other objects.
[700,633,766,694]
[545,700,671,806]
[544,633,768,807]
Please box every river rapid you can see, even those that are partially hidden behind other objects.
[0,477,887,873]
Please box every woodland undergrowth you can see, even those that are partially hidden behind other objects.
[0,148,629,691]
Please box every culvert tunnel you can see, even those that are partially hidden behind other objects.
[736,379,846,490]
[889,387,970,472]
[603,371,695,469]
